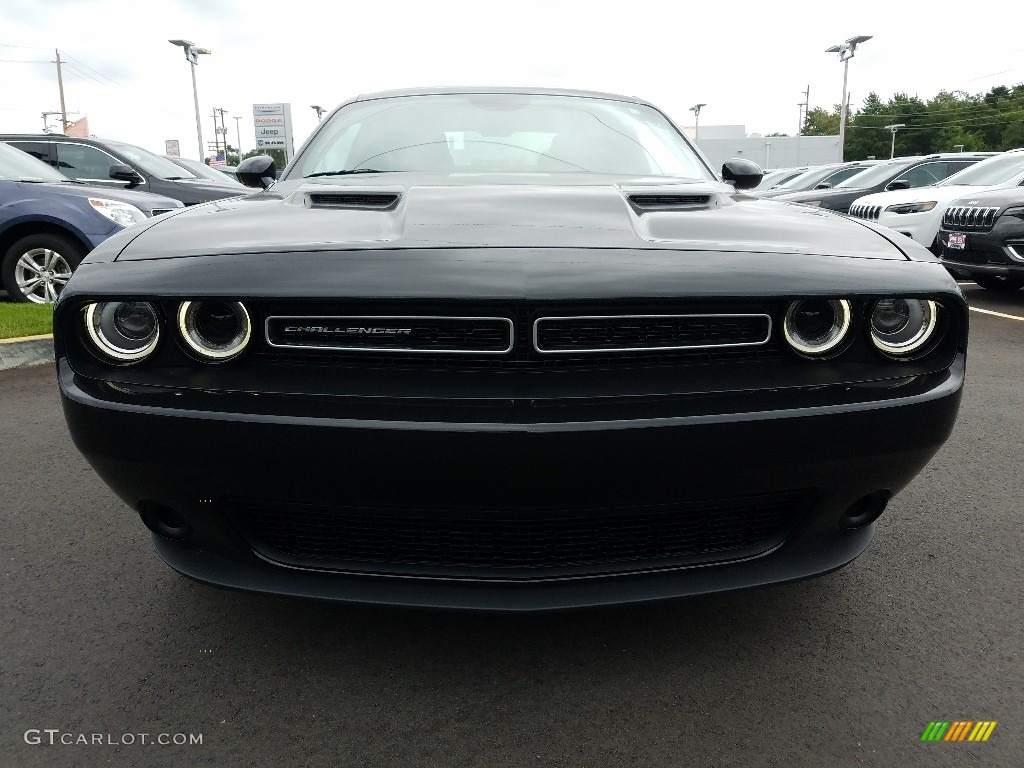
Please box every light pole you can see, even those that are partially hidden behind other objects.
[169,39,211,160]
[311,105,326,121]
[234,116,243,162]
[825,35,872,161]
[885,123,906,159]
[689,103,706,143]
[953,144,965,153]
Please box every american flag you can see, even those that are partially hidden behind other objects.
[209,150,226,167]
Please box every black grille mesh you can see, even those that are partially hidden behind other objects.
[535,315,769,352]
[226,491,813,576]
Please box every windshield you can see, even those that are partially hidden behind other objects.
[107,141,199,180]
[0,141,68,182]
[834,161,914,189]
[166,156,243,185]
[937,153,1024,186]
[289,93,714,179]
[773,166,836,190]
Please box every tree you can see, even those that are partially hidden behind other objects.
[802,106,840,136]
[242,148,287,169]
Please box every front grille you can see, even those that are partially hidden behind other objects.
[254,304,785,371]
[266,315,513,353]
[848,203,882,220]
[226,491,813,577]
[943,206,999,230]
[534,314,771,353]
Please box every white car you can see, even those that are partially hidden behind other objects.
[848,149,1024,251]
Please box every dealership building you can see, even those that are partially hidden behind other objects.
[680,124,842,171]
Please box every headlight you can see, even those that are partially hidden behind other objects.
[177,301,251,361]
[83,301,160,363]
[804,201,822,208]
[783,299,852,356]
[870,299,939,356]
[88,198,147,227]
[1001,206,1024,220]
[885,202,937,214]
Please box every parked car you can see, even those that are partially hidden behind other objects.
[773,153,996,212]
[55,87,966,609]
[847,150,1024,252]
[937,186,1024,291]
[753,167,808,190]
[163,155,247,189]
[0,134,244,206]
[755,161,883,198]
[0,141,182,303]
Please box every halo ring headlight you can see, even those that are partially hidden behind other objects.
[783,299,852,356]
[870,299,939,356]
[177,300,251,361]
[83,301,160,363]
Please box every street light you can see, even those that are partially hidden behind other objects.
[689,103,706,143]
[885,123,906,159]
[825,35,872,161]
[311,105,326,121]
[953,144,965,153]
[169,39,211,160]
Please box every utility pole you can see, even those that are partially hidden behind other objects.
[211,109,221,160]
[216,107,229,159]
[54,49,68,131]
[233,116,243,162]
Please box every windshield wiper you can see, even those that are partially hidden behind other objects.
[304,168,390,178]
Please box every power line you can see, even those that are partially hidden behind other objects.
[62,61,111,86]
[60,50,121,85]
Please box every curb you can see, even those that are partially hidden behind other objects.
[0,335,54,371]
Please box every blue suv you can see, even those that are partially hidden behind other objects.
[1,141,182,303]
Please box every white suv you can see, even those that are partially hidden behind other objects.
[848,149,1024,251]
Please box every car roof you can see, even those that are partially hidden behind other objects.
[351,86,648,105]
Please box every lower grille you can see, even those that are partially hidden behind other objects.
[226,491,814,578]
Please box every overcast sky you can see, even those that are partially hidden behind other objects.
[2,0,1022,162]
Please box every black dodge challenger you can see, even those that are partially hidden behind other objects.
[55,88,967,610]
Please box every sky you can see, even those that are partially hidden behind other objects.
[1,0,1022,162]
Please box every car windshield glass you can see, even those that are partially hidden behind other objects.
[774,167,836,189]
[166,156,243,185]
[0,141,67,182]
[290,93,714,179]
[106,142,200,179]
[937,153,1024,186]
[833,161,913,189]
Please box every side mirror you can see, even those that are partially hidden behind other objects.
[722,158,763,190]
[885,179,911,191]
[109,163,143,186]
[237,155,277,189]
[813,182,832,190]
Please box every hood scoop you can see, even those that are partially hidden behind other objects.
[307,192,401,210]
[627,193,714,212]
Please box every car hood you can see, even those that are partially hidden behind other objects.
[771,186,870,204]
[29,181,182,212]
[852,185,980,208]
[163,178,247,198]
[945,186,1024,209]
[109,175,909,261]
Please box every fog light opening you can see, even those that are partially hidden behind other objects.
[840,490,891,530]
[138,502,193,542]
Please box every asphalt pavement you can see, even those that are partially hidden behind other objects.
[2,286,1022,768]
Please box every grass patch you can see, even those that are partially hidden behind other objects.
[0,302,54,340]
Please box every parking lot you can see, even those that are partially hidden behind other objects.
[0,285,1019,767]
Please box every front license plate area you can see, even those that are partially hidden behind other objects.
[947,233,967,250]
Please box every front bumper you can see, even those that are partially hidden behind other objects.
[59,353,964,610]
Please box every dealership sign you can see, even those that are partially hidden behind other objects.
[252,103,294,157]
